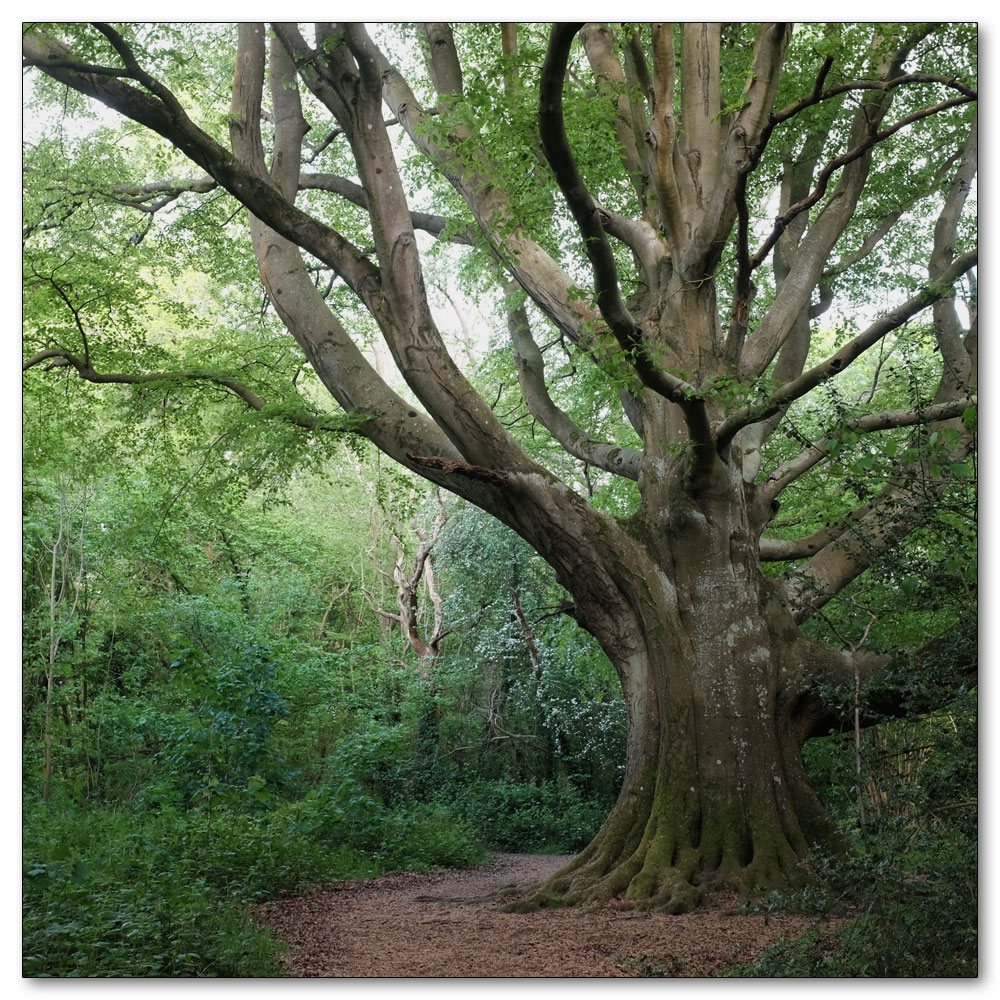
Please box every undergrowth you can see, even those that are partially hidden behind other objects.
[23,786,486,978]
[727,691,977,979]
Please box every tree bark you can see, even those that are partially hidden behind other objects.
[501,451,848,911]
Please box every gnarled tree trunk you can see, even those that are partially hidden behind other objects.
[499,399,852,910]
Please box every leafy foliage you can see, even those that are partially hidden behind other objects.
[735,676,976,977]
[451,779,608,853]
[22,19,975,977]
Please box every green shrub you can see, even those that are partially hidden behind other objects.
[376,804,488,871]
[453,779,606,852]
[22,805,283,978]
[734,798,976,976]
[23,784,486,977]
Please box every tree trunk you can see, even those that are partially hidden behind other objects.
[507,463,844,913]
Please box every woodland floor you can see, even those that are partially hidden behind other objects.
[254,852,833,978]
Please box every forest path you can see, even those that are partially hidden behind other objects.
[255,852,824,977]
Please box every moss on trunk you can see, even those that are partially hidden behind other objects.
[502,566,841,914]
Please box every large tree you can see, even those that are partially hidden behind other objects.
[23,22,977,911]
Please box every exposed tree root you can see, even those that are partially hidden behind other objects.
[497,805,812,915]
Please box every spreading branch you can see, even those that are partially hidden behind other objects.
[21,347,353,432]
[739,28,964,379]
[760,396,976,508]
[778,464,972,623]
[107,169,477,244]
[23,27,388,313]
[505,288,642,481]
[717,250,978,450]
[748,93,975,276]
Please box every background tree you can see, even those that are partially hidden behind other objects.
[23,21,976,913]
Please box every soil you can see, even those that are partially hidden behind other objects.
[255,852,830,978]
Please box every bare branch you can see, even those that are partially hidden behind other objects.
[388,491,449,666]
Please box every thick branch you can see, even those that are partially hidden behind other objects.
[678,23,722,215]
[930,120,978,396]
[362,26,599,346]
[500,23,519,91]
[339,22,530,472]
[760,505,873,562]
[621,30,655,224]
[595,207,661,290]
[771,98,976,621]
[539,23,717,485]
[111,175,217,213]
[109,168,475,244]
[778,465,972,623]
[643,22,686,254]
[506,290,642,481]
[224,23,469,482]
[421,23,463,98]
[681,23,791,278]
[537,29,684,398]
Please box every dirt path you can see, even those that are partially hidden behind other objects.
[255,853,826,977]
